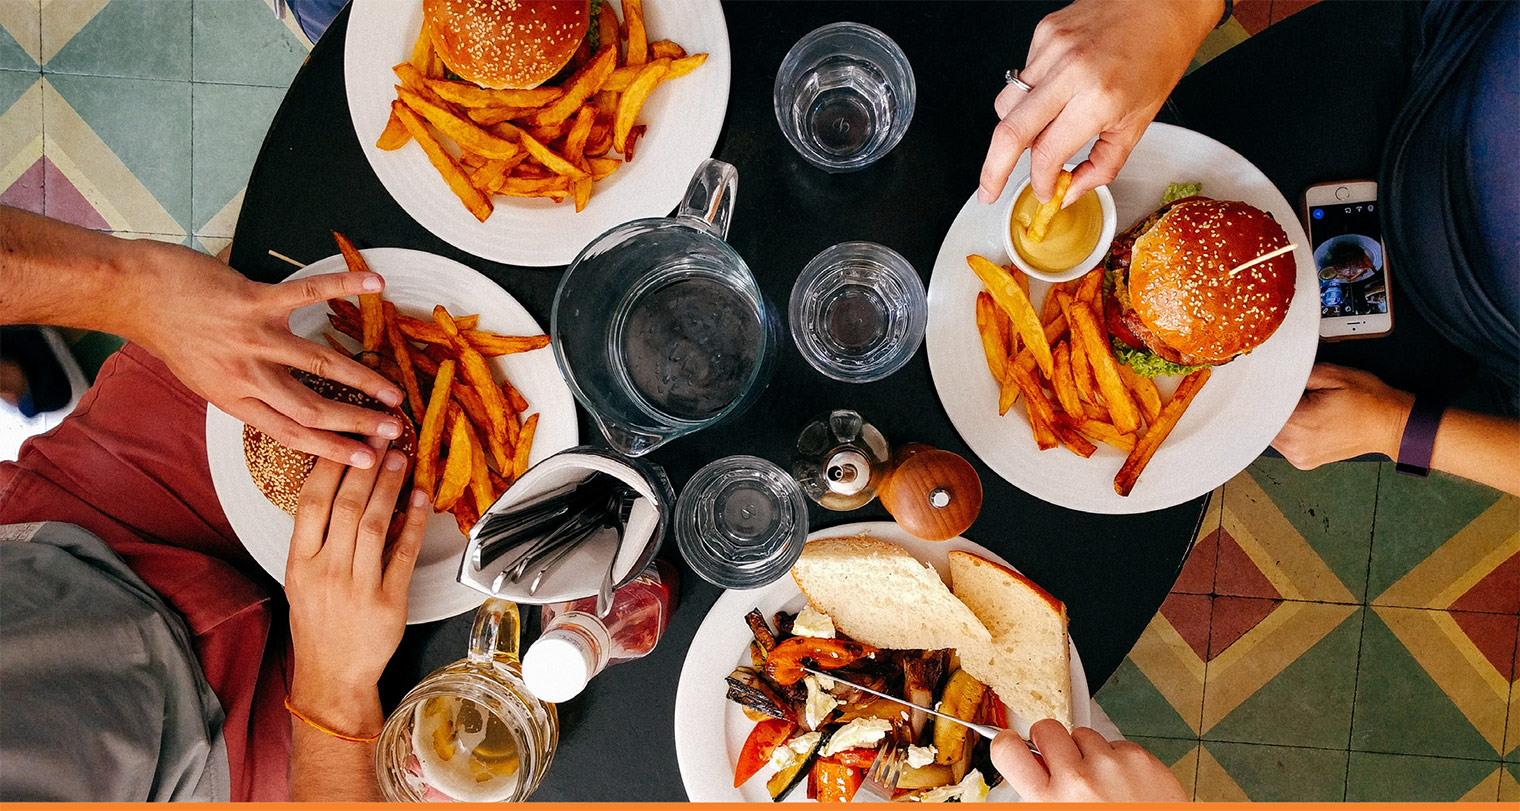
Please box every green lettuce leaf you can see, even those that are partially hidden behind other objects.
[1111,338,1208,378]
[1162,182,1203,205]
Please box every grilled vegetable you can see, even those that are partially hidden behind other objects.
[813,760,864,803]
[746,608,779,658]
[932,669,986,765]
[774,611,796,638]
[764,637,878,686]
[735,718,795,788]
[897,761,955,790]
[768,729,829,801]
[903,656,936,742]
[727,666,795,723]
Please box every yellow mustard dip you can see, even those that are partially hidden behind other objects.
[1010,187,1103,273]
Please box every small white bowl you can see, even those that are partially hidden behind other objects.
[999,164,1118,284]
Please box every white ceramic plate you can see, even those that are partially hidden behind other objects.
[926,123,1318,515]
[205,248,578,623]
[343,0,732,266]
[673,521,1091,803]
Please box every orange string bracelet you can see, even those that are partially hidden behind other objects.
[283,696,381,743]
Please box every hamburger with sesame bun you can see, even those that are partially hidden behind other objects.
[243,371,417,514]
[423,0,592,90]
[1103,195,1295,377]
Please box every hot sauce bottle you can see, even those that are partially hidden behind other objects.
[521,560,677,703]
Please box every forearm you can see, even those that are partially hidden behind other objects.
[288,681,387,802]
[1426,409,1520,496]
[0,206,158,339]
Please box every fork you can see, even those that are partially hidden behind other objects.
[856,739,907,802]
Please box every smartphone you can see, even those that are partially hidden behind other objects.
[1302,180,1394,340]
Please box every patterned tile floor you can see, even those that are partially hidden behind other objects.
[2,0,1516,801]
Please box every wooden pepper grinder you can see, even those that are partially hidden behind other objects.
[877,443,983,541]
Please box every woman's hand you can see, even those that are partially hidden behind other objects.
[991,720,1188,802]
[130,240,405,468]
[978,0,1219,206]
[285,445,429,735]
[1272,363,1413,469]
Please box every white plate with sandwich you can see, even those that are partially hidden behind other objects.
[673,522,1090,802]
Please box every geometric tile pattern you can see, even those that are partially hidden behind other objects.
[1098,455,1520,801]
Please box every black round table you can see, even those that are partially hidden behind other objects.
[229,2,1208,801]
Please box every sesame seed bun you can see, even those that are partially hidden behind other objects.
[1126,199,1295,366]
[424,0,591,90]
[242,371,417,515]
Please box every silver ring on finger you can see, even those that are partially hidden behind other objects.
[1004,69,1035,93]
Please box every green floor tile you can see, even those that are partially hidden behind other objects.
[0,65,36,110]
[192,0,307,87]
[1346,751,1501,801]
[0,0,39,71]
[1094,658,1199,740]
[44,0,190,81]
[45,73,191,233]
[191,82,283,235]
[1351,609,1502,760]
[1204,607,1362,749]
[1129,734,1198,766]
[1369,465,1506,600]
[1203,740,1347,802]
[0,32,35,71]
[1244,457,1378,601]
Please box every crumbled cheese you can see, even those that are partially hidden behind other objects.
[905,744,938,769]
[802,676,839,730]
[768,731,820,771]
[814,673,835,690]
[912,769,990,803]
[820,717,893,757]
[791,605,836,638]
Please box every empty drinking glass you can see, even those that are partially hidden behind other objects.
[674,456,809,589]
[773,22,916,172]
[789,241,927,382]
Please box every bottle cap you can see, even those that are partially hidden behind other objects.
[522,630,594,703]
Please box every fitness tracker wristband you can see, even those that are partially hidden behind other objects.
[1395,395,1445,478]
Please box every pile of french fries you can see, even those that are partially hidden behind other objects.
[327,232,549,534]
[967,254,1211,497]
[377,0,707,219]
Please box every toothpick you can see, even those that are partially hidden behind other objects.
[267,250,307,269]
[1227,244,1297,277]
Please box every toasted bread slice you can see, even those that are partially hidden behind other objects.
[791,537,992,653]
[949,551,1073,729]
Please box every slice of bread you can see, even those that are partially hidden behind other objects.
[949,551,1073,729]
[791,537,992,653]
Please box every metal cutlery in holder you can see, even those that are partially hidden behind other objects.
[459,447,673,610]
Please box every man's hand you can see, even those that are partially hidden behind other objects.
[991,720,1188,802]
[977,0,1218,206]
[131,241,405,468]
[1272,363,1413,469]
[286,446,428,735]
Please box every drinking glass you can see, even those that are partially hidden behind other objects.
[674,456,809,589]
[773,22,916,172]
[552,160,778,456]
[789,241,927,382]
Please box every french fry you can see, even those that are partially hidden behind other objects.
[975,292,1009,384]
[426,80,561,109]
[1024,170,1072,243]
[410,19,434,73]
[1050,342,1085,418]
[1073,418,1137,453]
[513,413,539,480]
[489,467,513,498]
[392,102,493,221]
[1062,293,1141,434]
[498,175,571,200]
[665,52,708,80]
[622,124,648,159]
[434,412,473,512]
[395,86,521,160]
[623,0,647,65]
[459,152,487,171]
[522,45,617,128]
[1050,413,1098,458]
[502,379,530,415]
[1076,266,1104,304]
[466,417,494,516]
[1009,363,1059,450]
[415,358,455,497]
[328,312,362,344]
[323,332,349,354]
[392,62,451,107]
[450,496,480,536]
[967,254,1053,377]
[377,110,410,150]
[564,105,596,164]
[598,1,620,58]
[1115,368,1211,496]
[526,117,575,145]
[332,232,384,352]
[382,302,426,421]
[588,156,621,179]
[1069,326,1100,404]
[649,39,686,60]
[614,61,668,157]
[516,130,589,178]
[432,305,512,470]
[466,105,535,126]
[1118,363,1163,426]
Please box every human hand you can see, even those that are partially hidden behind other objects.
[992,720,1187,802]
[286,446,429,734]
[1272,363,1413,469]
[977,0,1218,206]
[128,240,404,468]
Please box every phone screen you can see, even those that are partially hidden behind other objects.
[1308,201,1388,318]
